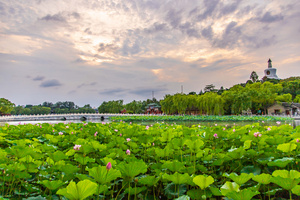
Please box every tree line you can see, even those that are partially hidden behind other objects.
[1,76,299,116]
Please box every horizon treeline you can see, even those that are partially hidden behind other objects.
[1,76,300,115]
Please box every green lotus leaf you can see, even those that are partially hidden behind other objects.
[90,141,106,151]
[225,189,260,200]
[161,160,185,172]
[272,170,300,179]
[277,143,297,153]
[19,155,34,163]
[227,147,245,159]
[174,195,190,200]
[57,180,97,200]
[267,157,294,168]
[270,176,300,190]
[209,186,222,196]
[117,161,147,179]
[139,175,159,186]
[74,154,95,165]
[220,181,240,196]
[160,130,175,142]
[101,157,116,166]
[87,165,121,184]
[243,140,252,150]
[187,189,206,199]
[163,172,191,185]
[155,147,173,158]
[75,174,93,181]
[184,139,204,153]
[124,186,147,196]
[292,185,300,196]
[171,138,186,149]
[40,180,66,191]
[240,166,261,175]
[48,151,68,162]
[164,183,187,197]
[265,188,282,196]
[256,157,274,165]
[252,173,272,184]
[59,164,79,175]
[225,173,254,185]
[193,175,214,190]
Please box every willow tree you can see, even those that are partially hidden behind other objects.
[0,98,15,115]
[196,92,224,115]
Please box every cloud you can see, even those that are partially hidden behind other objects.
[259,12,284,23]
[40,13,66,22]
[32,75,45,81]
[77,82,97,89]
[40,79,62,87]
[99,88,130,96]
[129,86,168,96]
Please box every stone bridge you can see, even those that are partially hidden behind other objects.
[0,113,147,122]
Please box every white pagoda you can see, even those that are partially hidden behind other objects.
[264,58,279,79]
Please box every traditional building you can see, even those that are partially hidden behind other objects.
[267,102,300,115]
[264,59,280,79]
[145,103,162,114]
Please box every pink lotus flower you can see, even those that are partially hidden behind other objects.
[213,133,218,138]
[66,126,69,128]
[258,134,262,137]
[233,129,235,132]
[106,162,112,171]
[254,132,259,137]
[53,130,55,132]
[276,121,281,125]
[94,132,98,137]
[297,139,299,143]
[223,128,226,131]
[114,129,118,132]
[126,149,130,155]
[146,126,149,130]
[120,133,122,136]
[126,138,131,142]
[152,143,155,146]
[73,144,81,150]
[262,121,265,123]
[58,132,63,135]
[267,127,271,131]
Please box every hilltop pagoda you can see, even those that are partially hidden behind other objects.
[264,58,279,79]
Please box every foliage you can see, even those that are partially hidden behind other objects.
[0,98,15,115]
[0,121,299,199]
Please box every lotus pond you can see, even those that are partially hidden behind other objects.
[1,121,300,200]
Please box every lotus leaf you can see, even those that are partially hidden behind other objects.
[139,175,159,186]
[224,173,254,185]
[87,165,121,184]
[243,140,252,150]
[225,189,260,200]
[187,189,206,199]
[164,183,187,197]
[40,180,66,191]
[184,139,204,153]
[220,181,240,196]
[74,154,95,165]
[161,160,185,172]
[174,195,190,200]
[48,151,68,162]
[267,157,294,168]
[291,185,300,196]
[270,176,300,190]
[277,143,297,153]
[125,186,147,195]
[252,173,272,184]
[57,180,98,200]
[193,175,214,190]
[117,161,147,180]
[163,172,191,185]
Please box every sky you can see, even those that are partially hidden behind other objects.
[1,0,300,107]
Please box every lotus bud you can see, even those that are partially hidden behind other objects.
[126,138,131,142]
[213,133,218,138]
[106,162,112,171]
[126,149,130,155]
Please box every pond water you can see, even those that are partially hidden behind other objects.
[1,119,299,127]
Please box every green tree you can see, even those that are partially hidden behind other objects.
[275,94,292,103]
[125,100,143,114]
[294,95,300,103]
[0,98,15,115]
[250,71,259,82]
